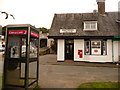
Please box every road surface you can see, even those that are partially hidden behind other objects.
[39,54,118,88]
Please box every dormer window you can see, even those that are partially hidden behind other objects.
[83,21,97,31]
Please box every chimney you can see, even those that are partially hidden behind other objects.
[96,0,105,14]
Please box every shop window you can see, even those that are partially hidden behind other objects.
[102,40,107,55]
[85,40,107,55]
[91,40,101,55]
[85,40,90,55]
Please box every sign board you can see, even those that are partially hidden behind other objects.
[8,30,39,38]
[60,29,76,33]
[30,31,39,38]
[8,30,27,35]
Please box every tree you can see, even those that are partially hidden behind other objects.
[37,27,49,33]
[2,26,6,36]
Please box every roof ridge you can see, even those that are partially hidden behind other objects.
[55,11,118,15]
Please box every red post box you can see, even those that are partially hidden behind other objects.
[78,50,83,58]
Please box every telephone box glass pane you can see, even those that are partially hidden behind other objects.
[7,27,27,58]
[30,28,39,58]
[8,36,20,58]
[30,38,38,58]
[21,38,26,58]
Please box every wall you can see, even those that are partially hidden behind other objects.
[118,41,120,58]
[114,41,119,62]
[57,39,64,61]
[118,41,120,61]
[74,39,84,61]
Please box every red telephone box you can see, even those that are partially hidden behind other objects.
[3,24,40,89]
[78,50,83,58]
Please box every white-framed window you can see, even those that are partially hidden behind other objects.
[84,39,107,55]
[83,21,97,31]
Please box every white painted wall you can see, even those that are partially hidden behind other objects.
[74,39,84,61]
[114,41,119,62]
[118,41,120,59]
[57,39,65,61]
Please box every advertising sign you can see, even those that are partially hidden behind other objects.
[30,31,39,38]
[8,30,27,35]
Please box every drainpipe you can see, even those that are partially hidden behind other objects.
[112,40,114,63]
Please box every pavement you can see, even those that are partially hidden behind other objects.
[40,54,120,68]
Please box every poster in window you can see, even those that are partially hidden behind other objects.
[91,41,101,55]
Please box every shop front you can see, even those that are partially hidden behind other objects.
[56,38,119,62]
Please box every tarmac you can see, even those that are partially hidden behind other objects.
[39,54,119,88]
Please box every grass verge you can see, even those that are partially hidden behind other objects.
[78,82,120,89]
[33,85,41,90]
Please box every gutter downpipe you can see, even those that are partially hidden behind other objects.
[112,40,114,63]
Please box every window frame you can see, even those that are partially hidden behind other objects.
[83,21,98,31]
[91,40,101,55]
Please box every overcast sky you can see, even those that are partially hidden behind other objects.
[0,0,119,28]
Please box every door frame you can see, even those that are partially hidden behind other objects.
[65,39,74,60]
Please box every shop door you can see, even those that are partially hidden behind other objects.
[65,40,74,60]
